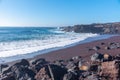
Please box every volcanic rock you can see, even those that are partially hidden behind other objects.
[35,64,67,80]
[91,52,103,62]
[63,71,79,80]
[30,58,48,72]
[93,46,101,51]
[66,61,77,72]
[100,60,120,80]
[105,46,111,50]
[14,59,29,67]
[35,65,51,80]
[3,59,35,80]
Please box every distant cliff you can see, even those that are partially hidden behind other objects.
[61,22,120,34]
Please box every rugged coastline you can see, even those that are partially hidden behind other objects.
[1,35,120,80]
[61,22,120,34]
[1,22,120,80]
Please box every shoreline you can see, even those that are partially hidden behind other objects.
[5,35,120,65]
[0,34,115,64]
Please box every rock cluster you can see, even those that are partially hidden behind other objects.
[0,52,120,80]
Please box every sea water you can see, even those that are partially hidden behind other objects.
[0,27,113,63]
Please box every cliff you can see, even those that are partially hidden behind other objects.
[61,22,120,34]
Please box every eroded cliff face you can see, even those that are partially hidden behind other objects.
[61,22,120,34]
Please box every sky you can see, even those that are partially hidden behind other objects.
[0,0,120,27]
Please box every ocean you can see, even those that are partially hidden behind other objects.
[0,27,113,63]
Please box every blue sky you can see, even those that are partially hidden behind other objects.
[0,0,120,27]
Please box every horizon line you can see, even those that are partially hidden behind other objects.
[0,21,120,27]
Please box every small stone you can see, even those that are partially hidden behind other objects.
[93,46,101,51]
[101,42,105,45]
[105,46,110,50]
[72,56,81,60]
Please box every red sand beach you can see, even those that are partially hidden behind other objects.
[33,35,120,62]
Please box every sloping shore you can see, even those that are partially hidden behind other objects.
[1,35,120,80]
[6,35,119,65]
[33,35,120,61]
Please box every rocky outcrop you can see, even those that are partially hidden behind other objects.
[2,59,35,80]
[61,22,120,34]
[1,56,120,80]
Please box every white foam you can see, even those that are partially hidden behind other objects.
[0,33,98,58]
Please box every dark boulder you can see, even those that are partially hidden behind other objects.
[0,64,9,69]
[30,58,48,72]
[35,64,67,80]
[89,65,100,73]
[0,64,9,75]
[63,71,79,80]
[31,58,46,65]
[109,42,115,45]
[3,59,29,75]
[3,59,35,80]
[88,48,93,51]
[11,65,35,80]
[101,42,105,45]
[14,59,29,67]
[35,65,51,80]
[2,67,11,75]
[50,64,67,80]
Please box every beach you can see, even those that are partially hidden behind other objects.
[1,0,120,79]
[33,35,120,61]
[1,35,120,80]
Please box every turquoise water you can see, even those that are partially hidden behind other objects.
[0,27,98,58]
[0,27,62,42]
